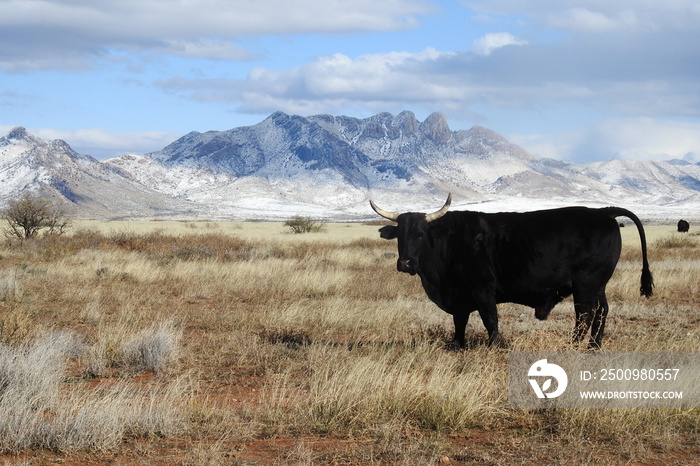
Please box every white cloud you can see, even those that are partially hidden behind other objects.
[472,32,528,56]
[160,40,255,61]
[0,0,430,34]
[590,118,700,162]
[32,127,181,159]
[546,8,620,32]
[467,1,700,33]
[512,118,700,163]
[0,0,433,70]
[301,49,456,97]
[158,48,463,115]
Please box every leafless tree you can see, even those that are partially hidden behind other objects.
[1,192,70,239]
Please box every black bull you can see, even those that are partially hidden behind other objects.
[370,194,653,348]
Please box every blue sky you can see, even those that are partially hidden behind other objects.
[1,0,700,163]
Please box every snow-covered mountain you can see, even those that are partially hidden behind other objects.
[0,127,199,218]
[2,112,700,221]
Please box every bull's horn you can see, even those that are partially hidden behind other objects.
[425,193,452,222]
[369,199,399,221]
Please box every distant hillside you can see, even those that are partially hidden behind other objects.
[0,127,199,218]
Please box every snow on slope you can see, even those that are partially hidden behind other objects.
[0,127,52,195]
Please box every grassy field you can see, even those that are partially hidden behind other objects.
[0,219,698,464]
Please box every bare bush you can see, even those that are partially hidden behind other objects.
[1,192,70,239]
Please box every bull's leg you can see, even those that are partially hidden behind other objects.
[477,304,501,347]
[589,292,609,349]
[572,288,608,348]
[452,313,469,348]
[572,306,592,344]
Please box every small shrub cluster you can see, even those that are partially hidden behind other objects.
[284,216,326,234]
[121,321,182,373]
[83,321,183,378]
[0,273,22,303]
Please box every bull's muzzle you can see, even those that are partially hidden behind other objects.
[397,258,416,275]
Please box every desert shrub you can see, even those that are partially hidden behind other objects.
[122,321,182,373]
[1,192,70,239]
[70,228,109,249]
[0,333,78,410]
[87,320,182,376]
[162,233,250,262]
[284,216,325,234]
[0,273,22,303]
[107,229,170,252]
[183,221,219,230]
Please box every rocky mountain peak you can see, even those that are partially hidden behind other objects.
[50,138,75,153]
[395,110,419,135]
[3,126,45,147]
[419,112,451,144]
[466,125,505,141]
[7,126,30,140]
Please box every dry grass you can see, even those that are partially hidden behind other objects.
[0,221,698,464]
[0,332,186,454]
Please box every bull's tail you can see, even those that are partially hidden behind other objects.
[603,207,654,297]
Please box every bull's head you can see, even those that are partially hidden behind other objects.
[369,194,452,275]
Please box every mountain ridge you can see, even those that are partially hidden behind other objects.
[2,112,700,221]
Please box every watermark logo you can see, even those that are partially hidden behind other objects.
[528,359,568,399]
[509,352,699,408]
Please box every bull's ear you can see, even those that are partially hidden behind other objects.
[378,225,397,240]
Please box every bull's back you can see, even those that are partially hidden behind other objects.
[485,207,622,305]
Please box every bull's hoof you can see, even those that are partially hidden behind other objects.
[445,339,464,351]
[488,334,508,349]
